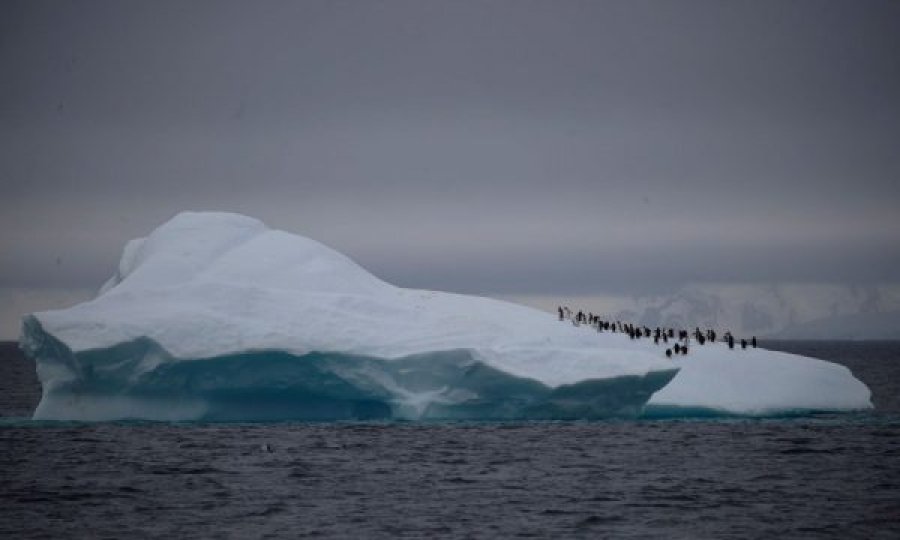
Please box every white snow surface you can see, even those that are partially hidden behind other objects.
[21,212,872,420]
[646,345,872,416]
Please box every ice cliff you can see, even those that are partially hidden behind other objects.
[20,212,682,421]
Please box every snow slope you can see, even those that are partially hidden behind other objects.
[20,212,679,421]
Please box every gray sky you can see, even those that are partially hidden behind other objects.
[2,0,899,335]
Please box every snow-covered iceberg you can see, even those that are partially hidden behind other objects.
[20,212,681,421]
[19,211,872,421]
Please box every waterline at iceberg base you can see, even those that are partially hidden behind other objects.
[23,324,677,422]
[20,212,871,422]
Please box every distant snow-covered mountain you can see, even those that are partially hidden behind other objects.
[611,284,900,340]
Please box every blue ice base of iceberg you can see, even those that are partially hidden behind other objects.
[26,328,678,422]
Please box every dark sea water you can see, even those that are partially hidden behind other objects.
[2,340,899,539]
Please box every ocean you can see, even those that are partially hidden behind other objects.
[1,340,898,538]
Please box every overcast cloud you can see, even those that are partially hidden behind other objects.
[2,0,899,336]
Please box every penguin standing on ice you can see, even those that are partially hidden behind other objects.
[752,336,757,348]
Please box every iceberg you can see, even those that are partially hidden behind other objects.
[20,212,680,421]
[19,211,872,421]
